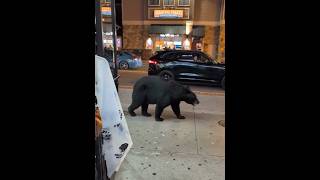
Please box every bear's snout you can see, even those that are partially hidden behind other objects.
[193,98,200,105]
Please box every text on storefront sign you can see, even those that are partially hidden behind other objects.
[154,10,183,18]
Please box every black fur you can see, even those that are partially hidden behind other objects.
[128,76,200,121]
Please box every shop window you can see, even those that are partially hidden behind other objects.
[148,0,160,6]
[178,0,190,6]
[163,0,175,6]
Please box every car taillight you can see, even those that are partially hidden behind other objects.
[149,60,158,64]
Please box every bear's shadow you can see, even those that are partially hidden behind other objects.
[124,106,196,121]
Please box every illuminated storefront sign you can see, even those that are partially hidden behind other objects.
[154,10,183,18]
[101,7,111,16]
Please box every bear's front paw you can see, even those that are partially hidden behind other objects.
[155,117,164,121]
[177,115,185,119]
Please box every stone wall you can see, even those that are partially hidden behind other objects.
[217,24,225,63]
[122,24,153,60]
[203,26,220,58]
[123,25,148,49]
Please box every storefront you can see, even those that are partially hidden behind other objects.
[143,1,193,52]
[123,0,223,59]
[147,25,185,50]
[146,24,204,52]
[103,31,122,50]
[101,1,122,50]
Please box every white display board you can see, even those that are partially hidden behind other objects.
[95,55,133,178]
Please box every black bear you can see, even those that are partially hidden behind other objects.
[128,76,200,121]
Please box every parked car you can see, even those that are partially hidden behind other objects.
[148,50,225,89]
[104,50,143,70]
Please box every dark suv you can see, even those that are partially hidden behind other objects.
[148,50,225,89]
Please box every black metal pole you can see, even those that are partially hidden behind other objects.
[95,1,109,179]
[111,0,119,91]
[95,0,104,57]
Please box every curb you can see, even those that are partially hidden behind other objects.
[192,91,225,96]
[119,85,133,89]
[119,70,147,73]
[119,86,225,96]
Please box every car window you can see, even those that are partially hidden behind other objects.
[163,52,177,61]
[176,53,195,62]
[180,54,193,59]
[193,53,213,64]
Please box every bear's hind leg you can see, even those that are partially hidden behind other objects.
[128,91,146,116]
[128,103,139,116]
[141,102,152,117]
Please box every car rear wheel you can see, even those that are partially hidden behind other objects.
[221,76,225,90]
[119,62,129,70]
[159,70,175,81]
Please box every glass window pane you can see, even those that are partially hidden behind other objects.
[178,0,190,6]
[163,0,175,6]
[148,0,160,6]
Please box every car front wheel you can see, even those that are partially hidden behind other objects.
[119,62,129,70]
[221,76,225,90]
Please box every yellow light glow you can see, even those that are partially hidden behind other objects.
[186,21,193,35]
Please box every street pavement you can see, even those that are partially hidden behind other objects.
[118,69,225,95]
[114,88,225,180]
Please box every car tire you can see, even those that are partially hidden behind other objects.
[159,70,175,81]
[221,76,225,90]
[119,62,129,70]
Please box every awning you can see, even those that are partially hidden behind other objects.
[148,25,204,37]
[149,25,186,34]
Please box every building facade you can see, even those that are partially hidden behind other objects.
[122,0,224,62]
[100,0,122,50]
[217,0,225,63]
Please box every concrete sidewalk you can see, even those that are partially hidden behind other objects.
[115,88,225,180]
